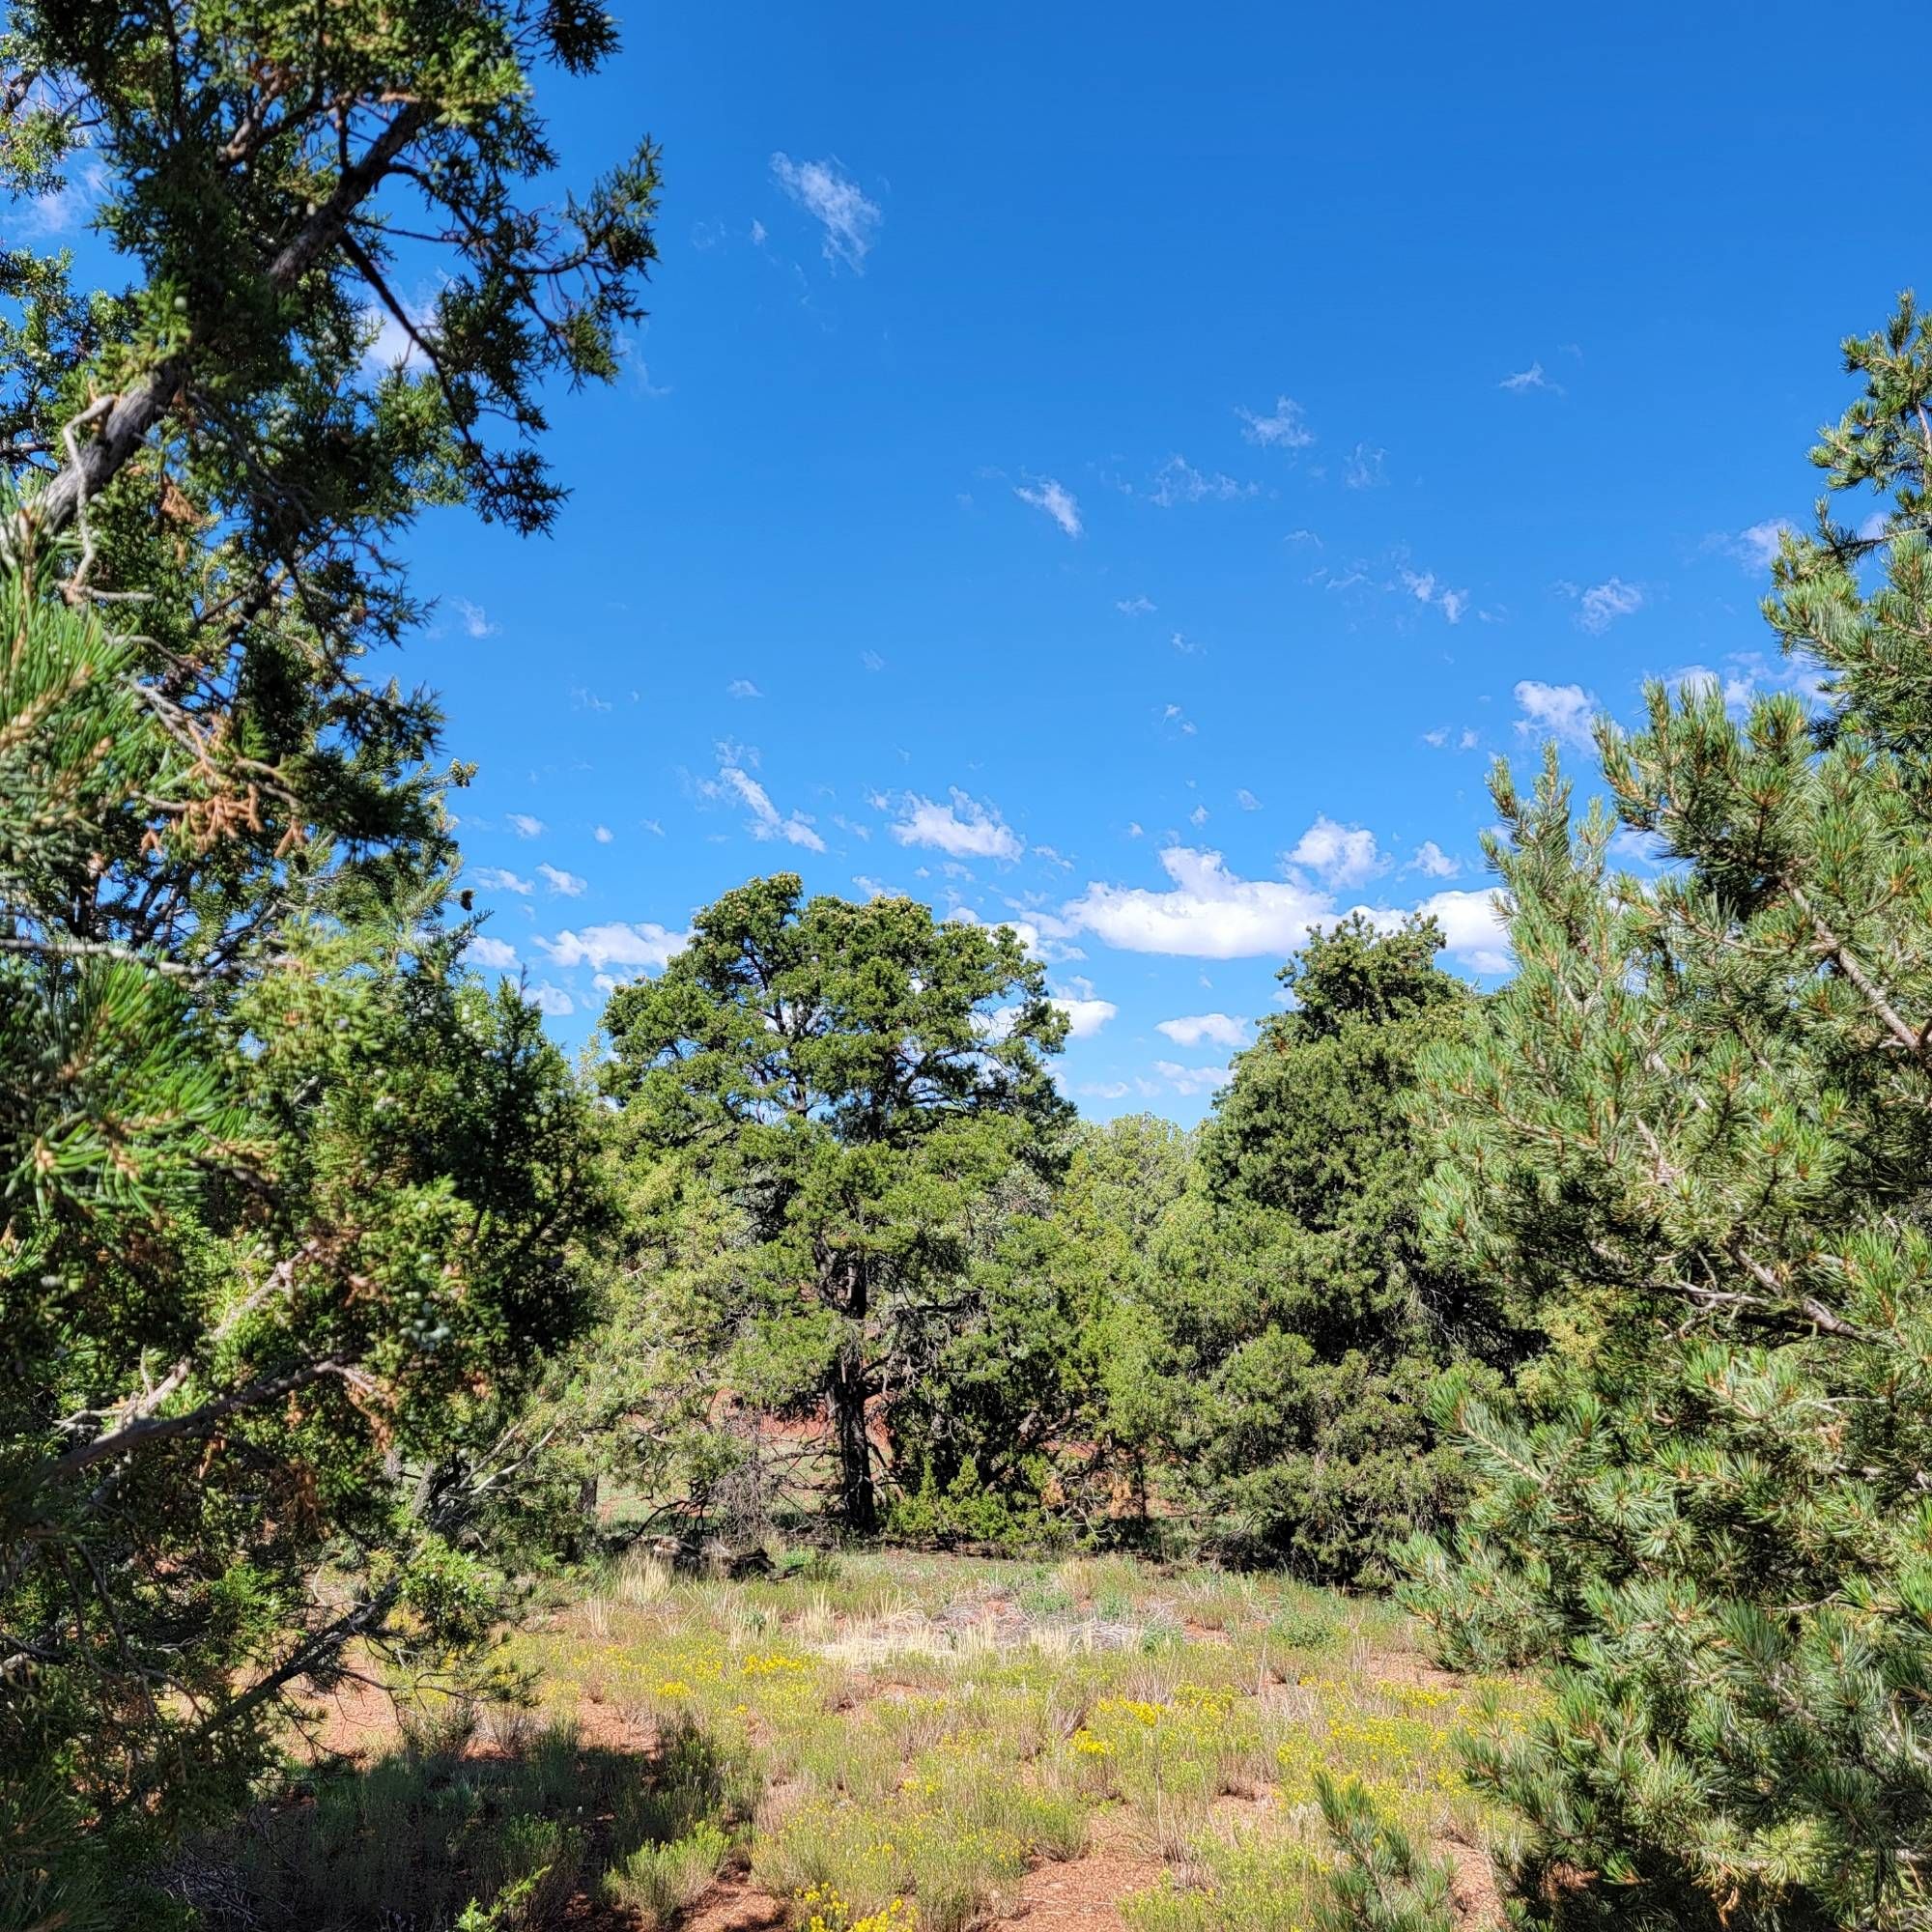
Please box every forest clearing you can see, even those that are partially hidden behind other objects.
[181,1552,1530,1932]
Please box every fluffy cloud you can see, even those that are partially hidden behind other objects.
[1514,679,1599,749]
[711,762,826,851]
[1014,476,1082,538]
[1052,995,1119,1039]
[769,153,881,270]
[537,921,688,975]
[1115,594,1155,616]
[538,863,586,896]
[1236,788,1262,811]
[1062,847,1511,974]
[1414,888,1511,974]
[1290,814,1382,889]
[1410,839,1460,879]
[507,812,545,838]
[1062,847,1335,959]
[467,934,519,969]
[1236,396,1315,449]
[727,678,762,698]
[1154,1061,1229,1096]
[1575,577,1643,634]
[470,866,532,895]
[528,982,575,1017]
[890,790,1023,862]
[594,825,613,843]
[1156,1012,1248,1049]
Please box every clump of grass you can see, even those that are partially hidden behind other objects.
[604,1820,729,1927]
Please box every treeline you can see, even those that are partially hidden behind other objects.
[8,8,1932,1928]
[577,885,1515,1588]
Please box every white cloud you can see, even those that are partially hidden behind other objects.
[727,678,762,698]
[528,982,575,1017]
[1734,518,1797,569]
[1154,1060,1229,1096]
[508,813,545,839]
[769,153,881,270]
[1014,475,1082,537]
[1415,888,1512,974]
[1157,1012,1248,1049]
[1500,361,1563,394]
[538,921,687,975]
[1078,1080,1132,1101]
[1053,995,1118,1039]
[1290,814,1381,889]
[467,934,519,969]
[1410,839,1460,879]
[750,217,768,246]
[1344,443,1386,489]
[860,649,886,670]
[889,789,1023,862]
[710,761,826,851]
[1236,788,1262,811]
[1514,679,1598,749]
[538,863,586,896]
[1189,805,1209,828]
[1150,455,1259,506]
[1062,847,1510,974]
[1062,847,1335,959]
[1116,595,1155,616]
[594,825,613,843]
[451,597,497,639]
[1575,577,1643,634]
[471,867,532,895]
[1237,396,1315,449]
[1400,566,1468,624]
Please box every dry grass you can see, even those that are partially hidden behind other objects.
[491,1549,1535,1931]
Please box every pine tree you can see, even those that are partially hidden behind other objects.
[0,8,653,1916]
[1402,295,1932,1929]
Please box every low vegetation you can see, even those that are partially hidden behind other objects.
[168,1552,1533,1932]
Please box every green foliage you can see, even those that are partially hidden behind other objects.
[0,1,650,1909]
[1313,1773,1456,1932]
[1142,916,1512,1578]
[1401,294,1932,1928]
[602,875,1069,1533]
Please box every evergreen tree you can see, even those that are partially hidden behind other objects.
[1146,916,1507,1579]
[601,877,1069,1535]
[1402,295,1932,1929]
[0,8,654,1916]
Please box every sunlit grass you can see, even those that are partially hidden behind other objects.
[485,1548,1538,1929]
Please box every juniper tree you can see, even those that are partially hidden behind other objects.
[1143,916,1507,1579]
[601,877,1068,1535]
[1402,296,1932,1929]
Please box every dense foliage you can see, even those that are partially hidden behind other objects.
[1400,295,1932,1929]
[600,875,1070,1535]
[0,4,654,1920]
[1140,916,1507,1579]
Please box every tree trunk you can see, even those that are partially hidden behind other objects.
[830,1333,877,1534]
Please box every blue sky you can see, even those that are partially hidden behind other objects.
[38,3,1931,1119]
[406,0,1926,1119]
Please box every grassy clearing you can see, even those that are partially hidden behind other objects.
[497,1549,1535,1931]
[172,1551,1531,1930]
